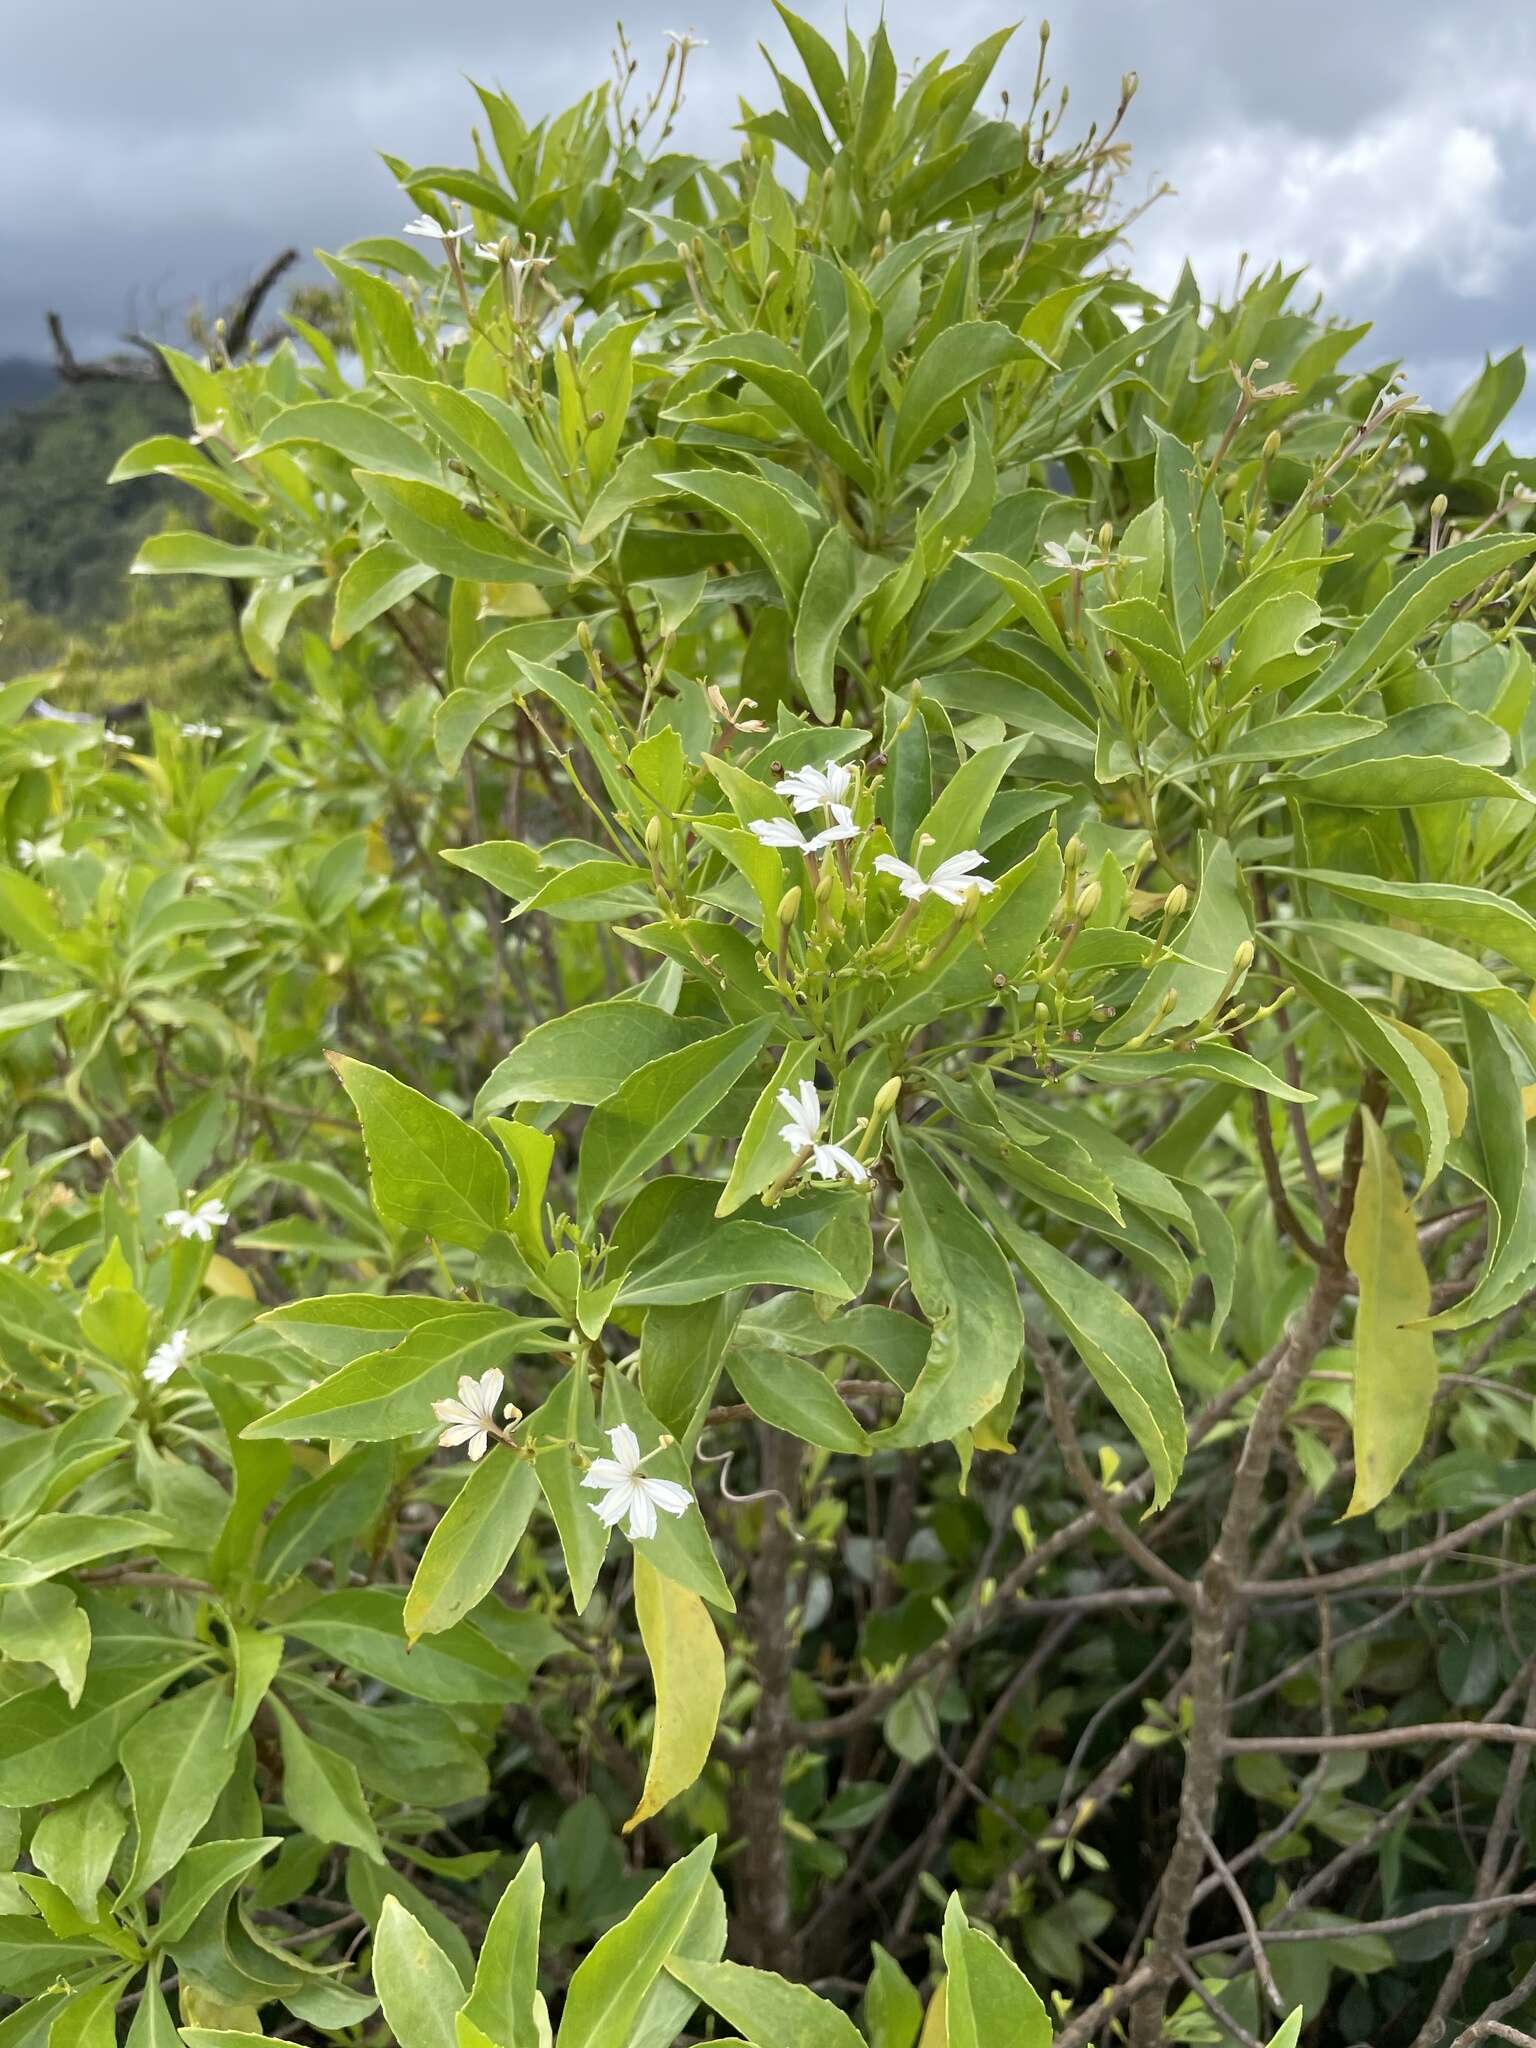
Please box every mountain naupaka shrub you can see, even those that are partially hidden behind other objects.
[5,11,1536,2046]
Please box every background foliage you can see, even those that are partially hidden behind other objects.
[3,14,1536,2047]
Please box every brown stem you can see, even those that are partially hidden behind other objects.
[730,1428,803,1976]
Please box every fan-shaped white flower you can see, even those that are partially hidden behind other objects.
[163,1197,230,1243]
[776,1080,869,1184]
[774,761,853,814]
[434,1369,518,1460]
[181,721,223,741]
[582,1424,692,1541]
[432,1369,516,1462]
[145,1328,191,1386]
[403,214,470,242]
[873,847,994,907]
[749,804,861,856]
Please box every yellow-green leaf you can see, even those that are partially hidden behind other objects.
[623,1552,724,1834]
[1344,1111,1439,1518]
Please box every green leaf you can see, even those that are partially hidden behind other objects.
[357,472,551,584]
[794,526,894,721]
[1279,953,1450,1188]
[623,1553,725,1832]
[273,1699,385,1863]
[130,532,311,579]
[0,1662,181,1806]
[666,1957,863,2048]
[375,1896,465,2048]
[726,1346,870,1454]
[333,541,437,645]
[285,1588,526,1704]
[877,1136,1022,1449]
[0,1584,89,1706]
[554,1838,716,2048]
[656,471,816,606]
[578,1020,774,1220]
[384,377,572,523]
[258,1444,393,1575]
[29,1777,127,1919]
[405,1452,539,1643]
[476,1003,707,1116]
[330,1054,510,1249]
[865,1947,923,2048]
[964,1174,1186,1508]
[1282,868,1536,981]
[688,335,874,489]
[1343,1111,1438,1518]
[532,1368,609,1615]
[1295,533,1536,711]
[940,1895,1050,2048]
[247,399,440,480]
[121,1681,240,1899]
[1153,425,1223,645]
[245,1312,548,1442]
[619,1220,854,1308]
[459,1845,544,2048]
[891,322,1038,473]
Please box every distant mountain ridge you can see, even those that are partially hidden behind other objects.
[0,359,59,412]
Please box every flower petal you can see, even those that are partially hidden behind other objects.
[640,1476,692,1518]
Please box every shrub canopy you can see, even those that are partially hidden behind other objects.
[4,13,1536,2047]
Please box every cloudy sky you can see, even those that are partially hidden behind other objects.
[7,0,1536,439]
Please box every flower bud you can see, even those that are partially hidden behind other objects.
[1262,429,1282,461]
[1163,883,1188,920]
[815,874,834,905]
[871,1076,902,1120]
[645,816,662,855]
[777,886,801,927]
[1075,880,1102,921]
[1231,939,1255,973]
[1431,493,1448,520]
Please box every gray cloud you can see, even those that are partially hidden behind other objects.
[6,0,1534,442]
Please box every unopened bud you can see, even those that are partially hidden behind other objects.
[871,1076,902,1119]
[1121,70,1139,103]
[1076,880,1102,921]
[88,1136,110,1163]
[877,210,892,244]
[815,874,834,905]
[1231,939,1255,973]
[1431,493,1448,520]
[561,312,576,346]
[777,886,801,928]
[586,409,606,429]
[1163,884,1188,920]
[1039,17,1051,40]
[1262,429,1282,461]
[1064,835,1086,868]
[645,816,662,855]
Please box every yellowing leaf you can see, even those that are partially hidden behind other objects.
[1381,1018,1468,1142]
[918,1983,948,2047]
[203,1254,255,1301]
[623,1552,724,1834]
[1344,1111,1439,1518]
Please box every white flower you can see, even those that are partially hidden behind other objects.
[774,761,853,814]
[749,804,861,856]
[432,1369,511,1462]
[1042,536,1110,574]
[163,1197,230,1243]
[776,1080,869,1184]
[103,727,134,749]
[873,847,994,907]
[180,721,223,741]
[403,214,469,242]
[145,1328,191,1386]
[581,1424,692,1541]
[13,839,38,867]
[665,28,708,48]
